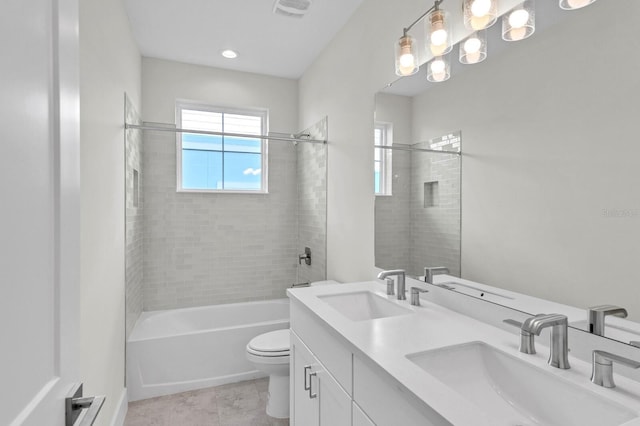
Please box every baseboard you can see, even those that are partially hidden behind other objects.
[109,388,128,426]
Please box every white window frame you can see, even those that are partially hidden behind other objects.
[374,121,393,196]
[176,100,269,194]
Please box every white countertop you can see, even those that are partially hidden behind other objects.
[288,281,640,426]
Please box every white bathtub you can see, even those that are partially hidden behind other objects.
[127,299,289,401]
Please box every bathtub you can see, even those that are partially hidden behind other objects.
[127,298,289,401]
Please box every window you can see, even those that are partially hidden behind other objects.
[374,122,392,195]
[176,101,268,192]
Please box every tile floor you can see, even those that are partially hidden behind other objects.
[124,378,289,426]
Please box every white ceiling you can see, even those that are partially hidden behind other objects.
[124,0,364,79]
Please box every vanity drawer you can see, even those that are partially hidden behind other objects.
[291,299,353,395]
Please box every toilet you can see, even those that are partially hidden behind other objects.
[246,280,339,418]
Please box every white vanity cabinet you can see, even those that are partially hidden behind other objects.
[352,402,376,426]
[289,294,449,426]
[291,331,351,426]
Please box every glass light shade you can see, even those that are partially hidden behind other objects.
[427,55,450,82]
[559,0,596,10]
[395,35,419,76]
[502,0,535,41]
[463,0,498,30]
[425,8,452,56]
[459,30,487,64]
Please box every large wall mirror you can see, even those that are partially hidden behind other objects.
[374,0,640,348]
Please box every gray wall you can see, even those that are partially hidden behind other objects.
[79,0,141,421]
[142,125,298,310]
[140,58,301,311]
[125,95,143,338]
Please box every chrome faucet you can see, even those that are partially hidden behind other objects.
[591,350,640,388]
[520,313,570,369]
[377,270,406,301]
[423,266,449,284]
[410,287,428,306]
[588,305,628,336]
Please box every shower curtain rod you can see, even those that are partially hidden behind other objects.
[375,144,461,155]
[125,123,327,144]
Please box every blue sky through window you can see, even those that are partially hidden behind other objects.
[179,107,265,191]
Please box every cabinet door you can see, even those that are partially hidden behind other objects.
[318,365,351,426]
[292,333,320,426]
[353,402,376,426]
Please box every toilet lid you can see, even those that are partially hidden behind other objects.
[248,329,290,354]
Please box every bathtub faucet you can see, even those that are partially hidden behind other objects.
[298,247,311,266]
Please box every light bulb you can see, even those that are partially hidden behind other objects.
[399,53,415,68]
[567,0,590,8]
[508,27,527,41]
[432,72,446,82]
[396,35,418,76]
[430,59,446,74]
[508,9,530,28]
[470,15,492,30]
[431,28,448,47]
[465,51,481,63]
[471,0,492,17]
[463,37,482,54]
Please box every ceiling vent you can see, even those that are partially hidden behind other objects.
[273,0,312,18]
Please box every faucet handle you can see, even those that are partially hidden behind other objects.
[503,319,523,328]
[591,350,640,388]
[410,287,428,306]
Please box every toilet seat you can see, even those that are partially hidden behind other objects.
[247,329,290,358]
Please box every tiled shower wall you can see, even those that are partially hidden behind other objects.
[375,139,461,278]
[142,124,299,310]
[409,136,461,277]
[125,95,144,338]
[296,117,328,284]
[374,147,411,272]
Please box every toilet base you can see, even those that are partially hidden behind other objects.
[265,374,289,419]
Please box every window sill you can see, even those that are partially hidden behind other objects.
[177,188,269,195]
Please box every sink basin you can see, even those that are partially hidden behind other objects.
[407,342,638,426]
[318,291,412,321]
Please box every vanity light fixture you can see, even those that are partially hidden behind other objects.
[394,0,598,83]
[395,35,419,76]
[427,55,451,82]
[221,49,238,59]
[463,0,498,31]
[459,30,487,64]
[426,4,452,56]
[394,0,446,76]
[559,0,597,10]
[502,0,535,41]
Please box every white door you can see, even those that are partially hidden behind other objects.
[1,0,81,425]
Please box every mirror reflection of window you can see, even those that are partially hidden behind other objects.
[374,122,393,196]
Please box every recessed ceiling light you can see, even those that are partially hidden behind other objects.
[221,49,238,59]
